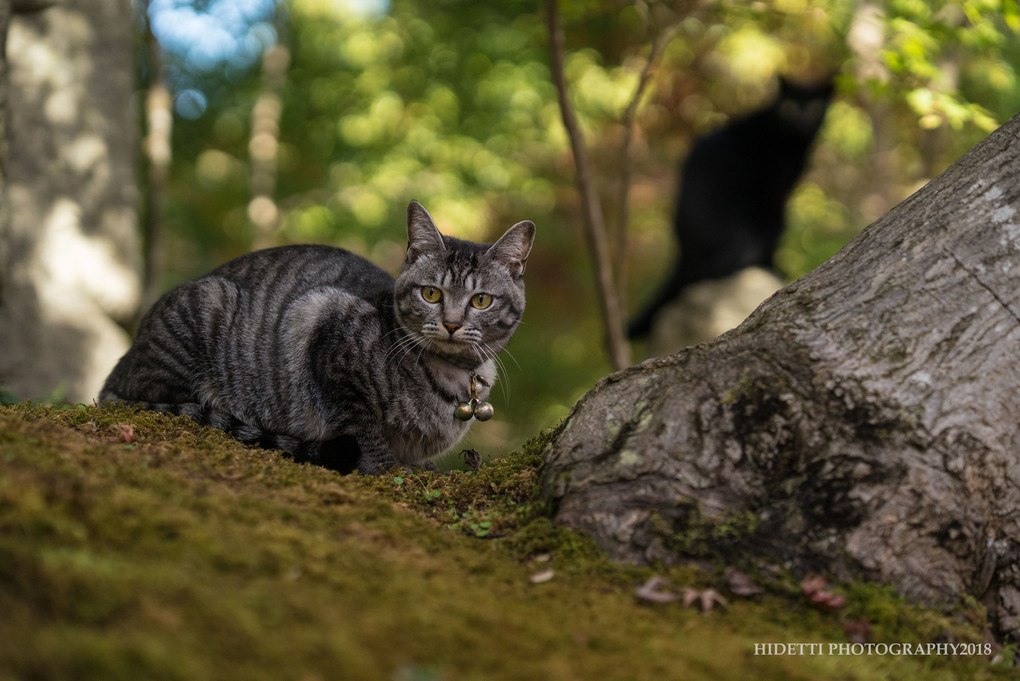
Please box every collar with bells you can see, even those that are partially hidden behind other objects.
[454,373,493,422]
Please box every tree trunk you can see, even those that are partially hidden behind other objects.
[0,4,10,324]
[541,113,1020,640]
[249,43,289,250]
[140,11,172,318]
[0,0,140,402]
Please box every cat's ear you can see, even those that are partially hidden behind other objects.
[486,220,535,277]
[406,200,446,263]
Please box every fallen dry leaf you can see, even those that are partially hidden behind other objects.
[801,575,846,610]
[820,593,846,608]
[801,575,828,595]
[529,569,555,584]
[635,576,678,604]
[843,617,872,644]
[114,423,135,443]
[699,588,728,613]
[682,587,728,613]
[725,568,764,597]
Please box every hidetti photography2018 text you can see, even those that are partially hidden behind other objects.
[754,642,995,657]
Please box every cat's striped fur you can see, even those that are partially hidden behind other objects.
[100,201,535,474]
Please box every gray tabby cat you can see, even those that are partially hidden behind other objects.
[100,201,535,474]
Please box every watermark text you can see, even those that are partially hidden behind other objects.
[753,642,992,656]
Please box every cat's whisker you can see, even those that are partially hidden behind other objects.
[476,341,510,404]
[412,338,433,371]
[380,327,406,342]
[470,344,495,380]
[496,360,510,404]
[382,339,406,364]
[384,332,428,369]
[382,333,414,361]
[400,340,429,368]
[498,346,522,372]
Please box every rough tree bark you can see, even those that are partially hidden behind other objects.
[541,113,1020,639]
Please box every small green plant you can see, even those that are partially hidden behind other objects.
[450,511,500,538]
[420,489,442,503]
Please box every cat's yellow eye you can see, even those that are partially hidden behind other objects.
[421,286,443,303]
[471,293,493,310]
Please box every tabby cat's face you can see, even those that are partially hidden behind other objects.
[394,201,535,369]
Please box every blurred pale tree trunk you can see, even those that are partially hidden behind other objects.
[542,113,1020,640]
[0,4,10,284]
[140,10,171,316]
[249,43,289,250]
[0,0,140,402]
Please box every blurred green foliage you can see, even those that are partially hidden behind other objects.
[158,0,1020,458]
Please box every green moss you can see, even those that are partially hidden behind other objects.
[655,502,763,566]
[720,369,794,408]
[0,404,1013,680]
[720,368,764,405]
[368,427,551,540]
[887,346,909,363]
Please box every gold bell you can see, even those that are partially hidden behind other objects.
[454,402,475,421]
[473,400,494,421]
[454,374,495,422]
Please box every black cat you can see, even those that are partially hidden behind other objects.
[628,76,834,339]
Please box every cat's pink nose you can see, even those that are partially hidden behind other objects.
[443,321,461,335]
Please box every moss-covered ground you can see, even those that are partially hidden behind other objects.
[0,403,1014,680]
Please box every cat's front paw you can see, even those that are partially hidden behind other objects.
[355,449,406,475]
[357,457,438,477]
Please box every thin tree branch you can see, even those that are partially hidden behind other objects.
[613,19,681,316]
[547,0,629,371]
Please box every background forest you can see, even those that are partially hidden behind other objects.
[8,0,1020,463]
